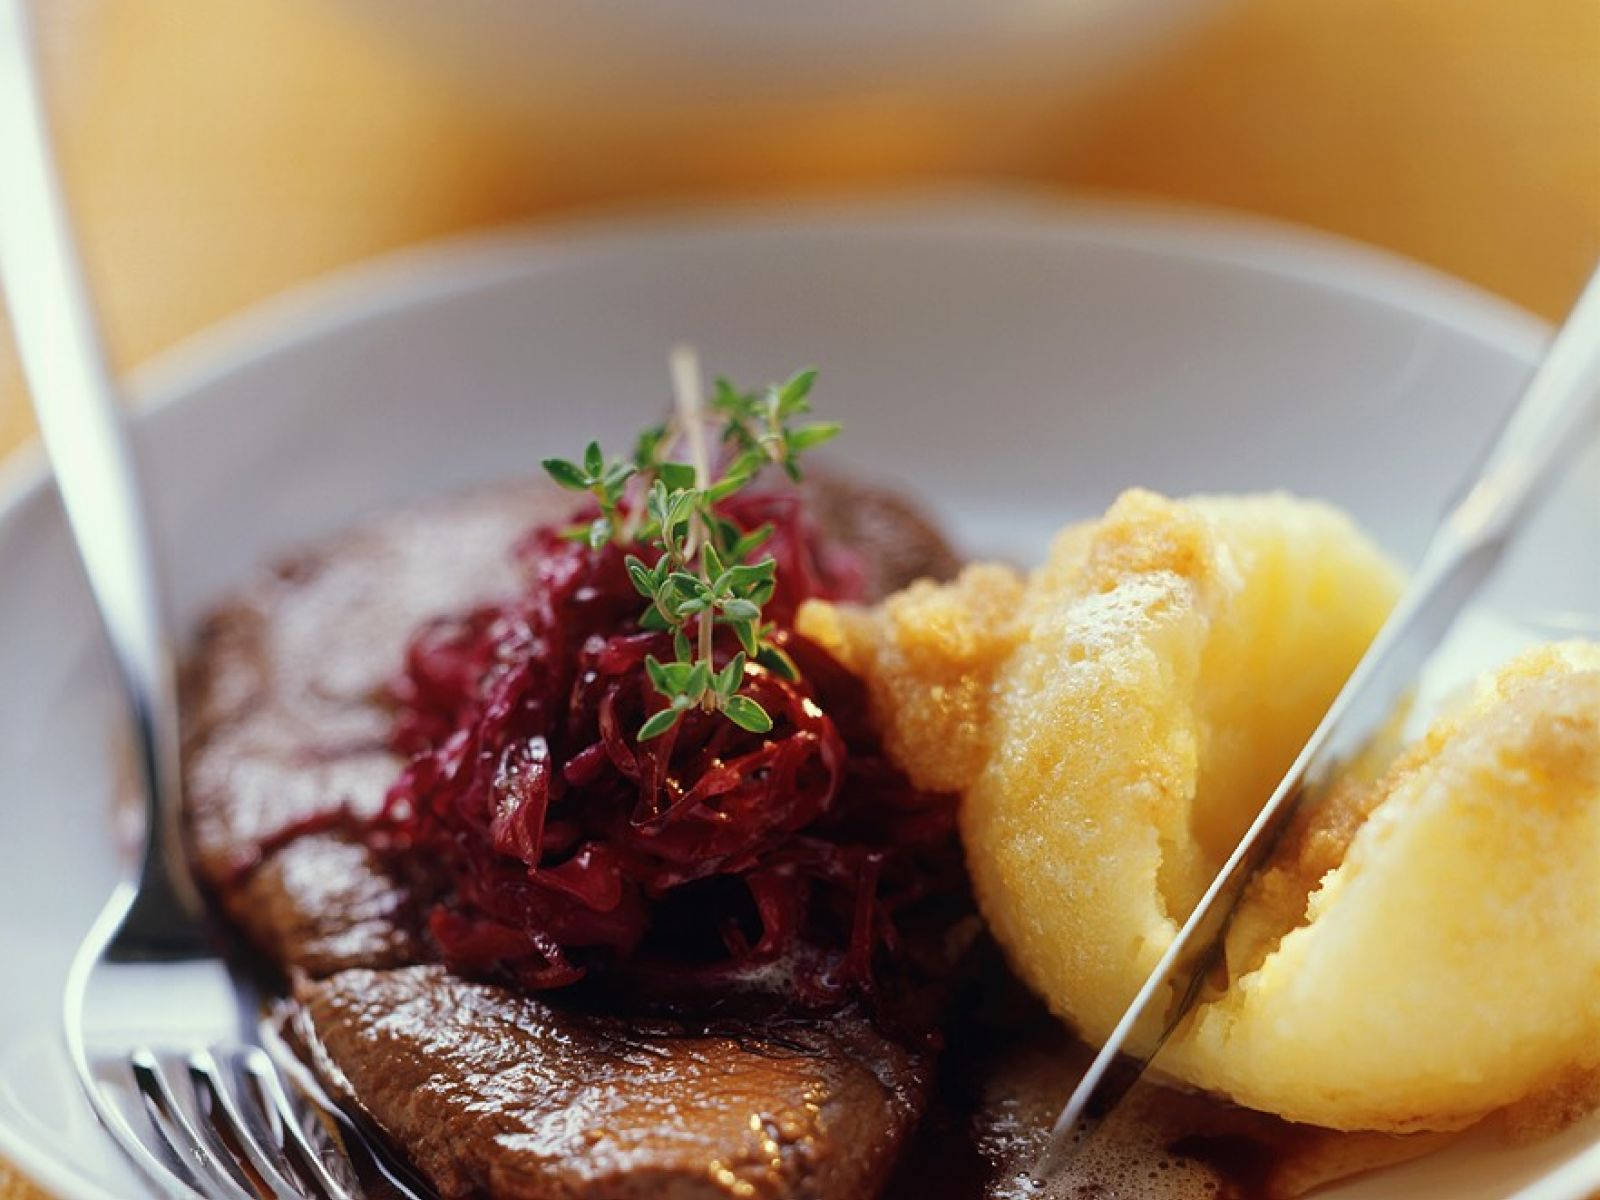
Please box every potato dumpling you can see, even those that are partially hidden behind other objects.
[1168,641,1600,1131]
[804,492,1589,1131]
[802,487,1402,1044]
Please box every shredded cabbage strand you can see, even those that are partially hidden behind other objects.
[371,491,959,1009]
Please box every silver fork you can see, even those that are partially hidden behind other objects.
[0,4,399,1197]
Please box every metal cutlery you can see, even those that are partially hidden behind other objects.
[1035,261,1600,1180]
[0,2,420,1196]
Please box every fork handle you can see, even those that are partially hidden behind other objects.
[0,0,202,945]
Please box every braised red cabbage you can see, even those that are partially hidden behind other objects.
[371,491,959,1008]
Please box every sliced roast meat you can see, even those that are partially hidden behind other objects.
[296,965,932,1200]
[801,469,961,601]
[184,486,565,961]
[180,473,961,1200]
[183,477,958,977]
[226,833,422,976]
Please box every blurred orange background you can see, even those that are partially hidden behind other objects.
[0,0,1597,474]
[0,0,1596,1195]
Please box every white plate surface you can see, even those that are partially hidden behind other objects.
[0,196,1596,1200]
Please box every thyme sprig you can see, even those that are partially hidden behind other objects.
[711,369,841,483]
[540,350,838,740]
[541,441,637,549]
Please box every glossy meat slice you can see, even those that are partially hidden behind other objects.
[296,965,932,1200]
[181,475,959,1200]
[800,472,960,602]
[185,485,562,974]
[230,832,422,975]
[184,477,958,978]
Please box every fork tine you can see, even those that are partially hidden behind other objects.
[257,1023,439,1200]
[189,1049,315,1200]
[91,1056,211,1200]
[243,1048,364,1200]
[131,1049,261,1200]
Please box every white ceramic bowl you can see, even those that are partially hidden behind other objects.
[1,196,1596,1199]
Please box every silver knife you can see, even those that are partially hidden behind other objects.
[1034,263,1600,1182]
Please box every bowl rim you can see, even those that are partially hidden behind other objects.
[0,189,1552,530]
[0,189,1563,1200]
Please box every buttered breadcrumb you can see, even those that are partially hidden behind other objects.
[801,489,1600,1133]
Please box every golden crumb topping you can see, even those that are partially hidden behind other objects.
[808,487,1600,1133]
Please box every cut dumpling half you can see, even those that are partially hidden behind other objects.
[1168,641,1600,1130]
[795,493,1597,1129]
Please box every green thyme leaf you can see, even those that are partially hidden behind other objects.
[730,618,760,655]
[786,422,841,453]
[712,378,760,424]
[773,368,817,417]
[685,660,711,702]
[705,465,754,502]
[720,450,765,489]
[756,643,800,682]
[727,524,773,560]
[701,542,726,583]
[723,560,774,591]
[602,461,636,492]
[633,423,669,470]
[638,708,681,740]
[723,695,773,733]
[666,661,698,692]
[646,479,671,523]
[625,555,655,598]
[658,461,698,491]
[715,652,747,698]
[543,458,590,490]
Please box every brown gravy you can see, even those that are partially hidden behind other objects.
[885,953,1451,1200]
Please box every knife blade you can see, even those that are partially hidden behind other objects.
[1033,263,1600,1183]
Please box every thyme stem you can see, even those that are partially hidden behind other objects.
[670,346,718,700]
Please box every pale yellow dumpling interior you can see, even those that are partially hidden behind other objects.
[1167,641,1600,1130]
[800,488,1600,1133]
